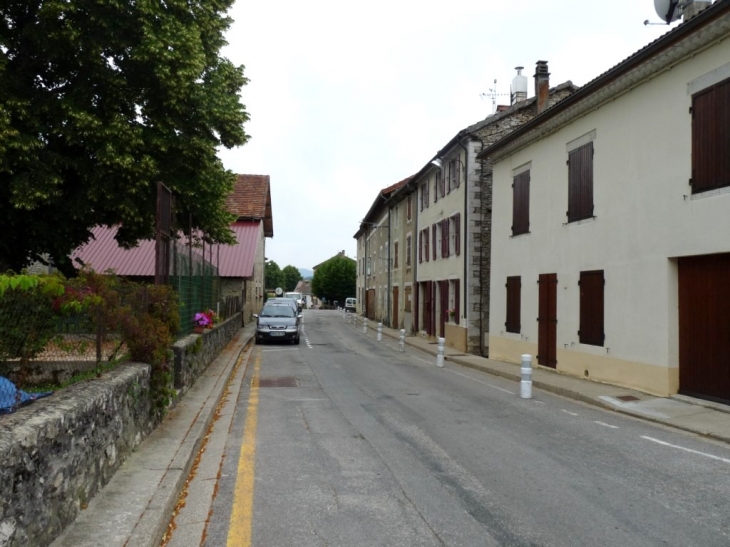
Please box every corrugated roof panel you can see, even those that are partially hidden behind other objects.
[71,221,262,278]
[71,226,156,276]
[218,221,261,278]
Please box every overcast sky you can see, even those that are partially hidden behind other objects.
[218,0,675,271]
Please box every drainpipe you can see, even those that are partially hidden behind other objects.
[457,138,469,333]
[413,180,419,334]
[387,207,392,327]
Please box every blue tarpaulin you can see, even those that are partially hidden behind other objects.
[0,376,53,414]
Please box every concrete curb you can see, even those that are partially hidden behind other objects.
[51,327,256,547]
[129,329,255,547]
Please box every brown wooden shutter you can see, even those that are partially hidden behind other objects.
[454,279,460,325]
[579,270,604,346]
[434,173,439,203]
[505,276,521,333]
[407,195,412,219]
[431,224,437,261]
[568,142,593,222]
[455,159,461,188]
[420,185,424,211]
[394,242,399,268]
[422,229,427,262]
[443,219,450,258]
[414,283,419,331]
[455,213,461,256]
[692,78,730,193]
[512,171,530,235]
[418,231,422,263]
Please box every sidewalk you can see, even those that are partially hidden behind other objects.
[347,313,730,445]
[50,324,257,547]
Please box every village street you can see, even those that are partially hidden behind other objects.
[164,310,730,547]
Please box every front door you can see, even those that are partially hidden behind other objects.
[538,273,557,368]
[366,289,376,320]
[392,286,399,329]
[679,254,730,404]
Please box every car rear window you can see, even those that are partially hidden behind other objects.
[260,306,295,317]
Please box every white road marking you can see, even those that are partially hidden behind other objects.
[641,436,730,464]
[447,369,515,394]
[533,400,546,405]
[594,421,619,429]
[562,410,579,416]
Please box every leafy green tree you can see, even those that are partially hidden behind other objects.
[311,256,355,305]
[282,265,303,291]
[264,261,284,291]
[0,0,250,275]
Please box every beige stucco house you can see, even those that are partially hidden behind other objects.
[481,0,730,402]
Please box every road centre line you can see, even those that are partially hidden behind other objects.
[594,421,619,429]
[262,348,300,352]
[641,436,730,464]
[447,369,515,395]
[562,410,579,416]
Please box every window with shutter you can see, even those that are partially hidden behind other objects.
[423,228,429,262]
[455,213,461,255]
[449,158,458,193]
[418,232,423,263]
[407,195,412,220]
[394,241,399,269]
[434,172,439,203]
[692,77,730,194]
[512,170,530,235]
[442,219,449,258]
[505,276,521,333]
[454,279,460,325]
[424,180,430,208]
[579,270,604,346]
[567,142,594,223]
[406,235,412,266]
[432,224,437,261]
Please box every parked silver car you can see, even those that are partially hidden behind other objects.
[254,303,302,344]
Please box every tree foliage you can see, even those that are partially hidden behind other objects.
[264,260,283,290]
[282,265,302,292]
[311,256,355,305]
[0,0,250,275]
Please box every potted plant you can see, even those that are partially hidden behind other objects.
[447,308,456,321]
[193,312,211,334]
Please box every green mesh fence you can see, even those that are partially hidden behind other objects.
[169,239,223,334]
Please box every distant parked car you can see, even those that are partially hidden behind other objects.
[284,292,304,311]
[254,303,302,344]
[264,297,299,314]
[345,297,356,313]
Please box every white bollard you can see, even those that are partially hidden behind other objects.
[377,322,383,342]
[520,354,533,399]
[363,318,368,334]
[399,329,406,351]
[436,337,445,367]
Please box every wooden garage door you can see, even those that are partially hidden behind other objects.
[678,254,730,404]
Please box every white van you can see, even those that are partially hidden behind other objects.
[345,297,357,312]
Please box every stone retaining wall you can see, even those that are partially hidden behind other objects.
[0,315,242,547]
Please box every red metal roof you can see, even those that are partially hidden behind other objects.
[72,221,262,279]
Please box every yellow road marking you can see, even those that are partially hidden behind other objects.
[227,349,261,546]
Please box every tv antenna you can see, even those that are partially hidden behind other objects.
[480,79,509,114]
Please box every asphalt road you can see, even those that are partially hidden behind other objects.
[166,310,730,547]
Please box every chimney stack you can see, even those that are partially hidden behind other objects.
[534,60,550,115]
[511,66,528,105]
[683,0,712,21]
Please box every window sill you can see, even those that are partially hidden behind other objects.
[510,231,530,239]
[564,216,596,227]
[690,185,730,201]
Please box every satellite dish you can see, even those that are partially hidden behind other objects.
[654,0,681,24]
